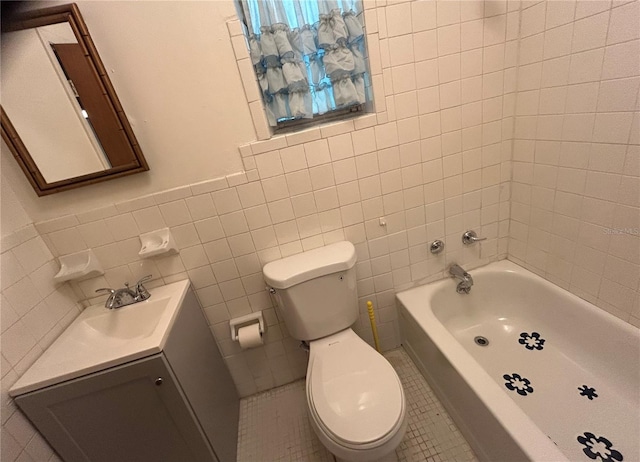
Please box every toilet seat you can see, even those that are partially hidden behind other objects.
[306,329,405,449]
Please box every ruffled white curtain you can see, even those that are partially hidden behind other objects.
[239,0,368,126]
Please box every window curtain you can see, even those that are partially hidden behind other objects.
[238,0,369,126]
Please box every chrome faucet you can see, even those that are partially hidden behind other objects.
[449,264,473,294]
[96,275,153,309]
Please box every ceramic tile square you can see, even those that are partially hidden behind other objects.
[545,0,575,29]
[389,35,415,66]
[413,30,438,62]
[237,182,266,208]
[285,170,313,196]
[133,207,166,234]
[48,228,87,256]
[461,19,483,52]
[437,24,461,56]
[280,145,308,172]
[309,165,336,190]
[437,0,460,27]
[220,211,250,236]
[607,1,640,45]
[251,226,278,250]
[597,77,640,112]
[11,238,52,275]
[194,217,225,243]
[203,239,233,262]
[304,140,332,167]
[185,194,217,221]
[411,1,437,32]
[568,48,604,84]
[601,40,640,80]
[352,128,377,155]
[291,193,318,217]
[159,200,192,227]
[484,14,507,46]
[268,199,295,224]
[256,151,285,178]
[415,59,440,90]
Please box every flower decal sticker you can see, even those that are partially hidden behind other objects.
[519,331,546,350]
[503,373,534,396]
[577,432,623,461]
[578,385,598,400]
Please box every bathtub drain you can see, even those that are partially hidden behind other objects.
[474,336,489,346]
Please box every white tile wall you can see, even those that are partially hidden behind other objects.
[509,0,640,326]
[1,225,81,462]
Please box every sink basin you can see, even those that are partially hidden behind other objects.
[9,280,191,396]
[82,297,170,340]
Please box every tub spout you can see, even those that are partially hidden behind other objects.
[449,264,473,294]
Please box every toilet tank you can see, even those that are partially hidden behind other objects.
[263,242,358,341]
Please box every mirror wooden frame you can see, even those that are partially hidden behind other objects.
[1,3,149,196]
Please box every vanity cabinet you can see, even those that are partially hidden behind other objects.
[13,288,239,462]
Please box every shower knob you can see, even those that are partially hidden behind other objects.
[430,240,445,254]
[462,230,487,245]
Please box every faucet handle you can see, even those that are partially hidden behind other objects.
[462,230,487,245]
[134,274,153,300]
[95,288,116,295]
[95,288,117,308]
[136,274,153,285]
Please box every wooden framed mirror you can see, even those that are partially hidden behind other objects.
[1,3,149,196]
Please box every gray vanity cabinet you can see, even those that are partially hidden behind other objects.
[14,289,239,462]
[16,355,216,461]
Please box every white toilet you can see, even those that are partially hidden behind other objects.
[263,241,407,462]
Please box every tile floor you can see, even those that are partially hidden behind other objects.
[237,347,477,462]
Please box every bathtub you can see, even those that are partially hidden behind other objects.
[396,260,639,462]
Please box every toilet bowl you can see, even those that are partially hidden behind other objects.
[305,329,407,462]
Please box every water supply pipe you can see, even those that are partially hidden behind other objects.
[367,300,381,352]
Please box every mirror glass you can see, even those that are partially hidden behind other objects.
[1,3,149,195]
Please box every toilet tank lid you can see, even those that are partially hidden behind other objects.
[263,241,357,289]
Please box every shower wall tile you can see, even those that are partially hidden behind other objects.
[510,0,640,326]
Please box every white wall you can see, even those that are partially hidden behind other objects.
[2,0,255,222]
[1,146,32,237]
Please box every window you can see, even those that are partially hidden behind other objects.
[237,0,371,129]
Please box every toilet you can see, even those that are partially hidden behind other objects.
[263,241,407,462]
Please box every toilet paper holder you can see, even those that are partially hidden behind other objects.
[229,312,265,341]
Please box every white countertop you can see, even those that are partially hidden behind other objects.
[10,280,190,396]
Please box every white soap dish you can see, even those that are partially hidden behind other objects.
[54,249,104,283]
[138,228,177,258]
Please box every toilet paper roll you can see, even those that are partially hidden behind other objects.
[237,323,263,349]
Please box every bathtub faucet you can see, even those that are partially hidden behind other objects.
[449,264,474,294]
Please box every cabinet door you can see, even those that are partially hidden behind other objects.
[15,354,217,462]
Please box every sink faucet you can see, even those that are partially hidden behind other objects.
[449,264,473,294]
[96,275,153,309]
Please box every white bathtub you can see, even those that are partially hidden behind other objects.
[397,260,639,462]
